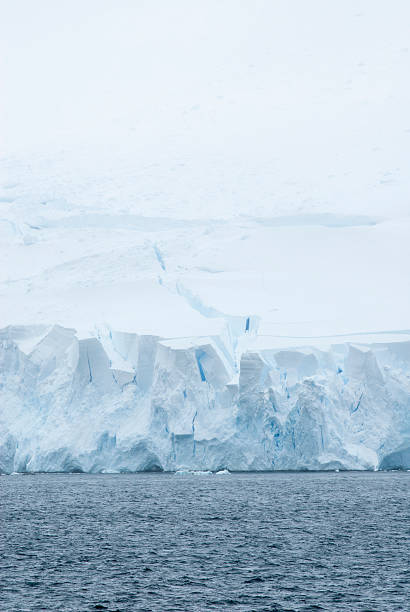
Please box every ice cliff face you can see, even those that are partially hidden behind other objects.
[1,324,409,473]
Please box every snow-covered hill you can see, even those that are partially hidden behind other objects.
[0,1,409,471]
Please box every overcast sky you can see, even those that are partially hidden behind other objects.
[1,0,409,153]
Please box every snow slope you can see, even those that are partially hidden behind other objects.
[0,1,409,471]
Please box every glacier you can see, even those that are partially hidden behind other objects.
[1,2,410,473]
[1,324,409,473]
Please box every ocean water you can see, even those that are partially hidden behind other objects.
[0,472,409,612]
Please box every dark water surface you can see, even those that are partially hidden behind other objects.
[0,472,409,611]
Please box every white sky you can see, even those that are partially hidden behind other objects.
[1,0,409,154]
[0,1,409,220]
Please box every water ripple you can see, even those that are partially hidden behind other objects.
[0,472,409,611]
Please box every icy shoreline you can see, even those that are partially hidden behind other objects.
[1,323,409,474]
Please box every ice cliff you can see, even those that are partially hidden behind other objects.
[1,324,409,473]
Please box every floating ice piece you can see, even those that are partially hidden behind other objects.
[215,469,231,475]
[174,470,212,476]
